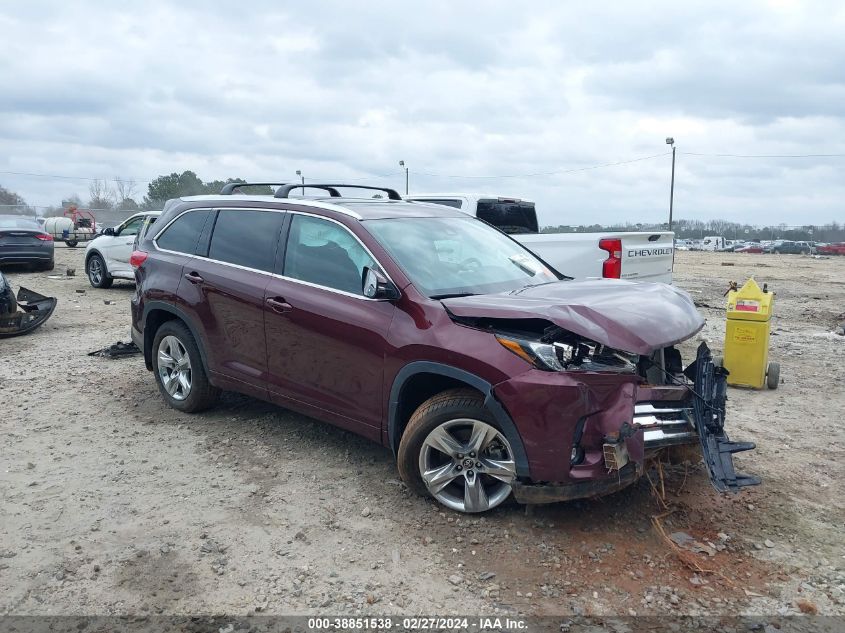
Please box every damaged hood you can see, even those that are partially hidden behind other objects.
[442,279,705,355]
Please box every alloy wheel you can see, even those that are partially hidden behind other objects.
[88,257,103,285]
[157,335,192,401]
[419,418,516,513]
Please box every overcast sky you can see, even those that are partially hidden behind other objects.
[1,1,844,226]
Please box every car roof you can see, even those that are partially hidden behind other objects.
[176,194,467,221]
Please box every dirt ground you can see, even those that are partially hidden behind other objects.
[2,246,844,618]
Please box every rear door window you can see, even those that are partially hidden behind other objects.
[476,199,538,234]
[155,210,211,254]
[208,209,284,273]
[283,214,376,295]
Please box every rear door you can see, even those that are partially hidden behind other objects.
[263,212,395,440]
[179,208,285,396]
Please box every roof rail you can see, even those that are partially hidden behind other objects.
[219,182,285,195]
[274,184,402,201]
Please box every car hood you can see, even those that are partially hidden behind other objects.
[442,279,705,355]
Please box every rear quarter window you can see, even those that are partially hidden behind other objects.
[155,210,211,254]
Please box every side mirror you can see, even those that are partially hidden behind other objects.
[103,227,115,236]
[363,266,400,300]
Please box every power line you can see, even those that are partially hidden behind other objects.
[416,152,671,179]
[0,170,153,183]
[680,151,845,158]
[3,149,844,188]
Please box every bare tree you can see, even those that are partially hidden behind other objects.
[88,179,115,210]
[113,177,139,209]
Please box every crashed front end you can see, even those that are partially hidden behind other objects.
[443,279,760,503]
[0,271,57,338]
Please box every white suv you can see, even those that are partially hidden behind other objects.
[85,211,160,288]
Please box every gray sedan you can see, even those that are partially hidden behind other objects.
[0,215,55,270]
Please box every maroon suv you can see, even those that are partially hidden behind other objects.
[130,183,758,513]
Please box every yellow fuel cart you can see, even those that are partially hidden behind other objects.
[723,278,779,389]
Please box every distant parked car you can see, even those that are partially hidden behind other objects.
[772,240,811,255]
[736,242,763,254]
[0,215,55,270]
[817,242,845,256]
[85,211,160,288]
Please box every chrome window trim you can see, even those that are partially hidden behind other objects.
[151,206,216,256]
[176,194,364,220]
[151,206,397,302]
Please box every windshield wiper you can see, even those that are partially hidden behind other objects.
[430,292,477,300]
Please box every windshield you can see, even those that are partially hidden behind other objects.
[366,216,559,298]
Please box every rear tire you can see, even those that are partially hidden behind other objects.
[152,320,220,412]
[397,389,516,514]
[35,259,54,272]
[766,362,780,389]
[86,253,113,288]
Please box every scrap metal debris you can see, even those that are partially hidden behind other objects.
[0,272,58,338]
[88,341,141,358]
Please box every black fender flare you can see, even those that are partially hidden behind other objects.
[141,301,210,372]
[84,248,103,266]
[388,361,529,478]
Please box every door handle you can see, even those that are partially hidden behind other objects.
[184,272,204,284]
[266,297,292,314]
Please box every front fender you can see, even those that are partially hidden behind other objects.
[387,361,530,478]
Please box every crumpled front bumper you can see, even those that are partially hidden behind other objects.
[493,343,759,504]
[512,461,642,504]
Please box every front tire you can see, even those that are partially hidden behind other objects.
[152,320,219,412]
[397,389,517,513]
[86,253,113,288]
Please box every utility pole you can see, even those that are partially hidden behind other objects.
[295,170,304,195]
[666,138,676,231]
[399,160,408,195]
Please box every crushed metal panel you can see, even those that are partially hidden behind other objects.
[88,341,142,358]
[0,273,57,339]
[442,279,705,355]
[689,342,761,493]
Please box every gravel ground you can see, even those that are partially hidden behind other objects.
[1,246,844,618]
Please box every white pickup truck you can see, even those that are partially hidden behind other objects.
[406,194,674,283]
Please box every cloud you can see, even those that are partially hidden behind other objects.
[1,0,843,225]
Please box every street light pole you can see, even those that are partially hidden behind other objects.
[399,160,408,195]
[666,138,676,231]
[295,169,304,195]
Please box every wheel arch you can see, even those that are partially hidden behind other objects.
[141,302,210,373]
[85,248,103,266]
[388,361,529,477]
